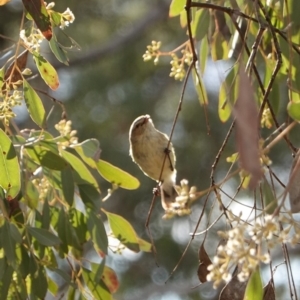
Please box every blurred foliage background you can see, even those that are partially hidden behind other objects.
[1,0,298,299]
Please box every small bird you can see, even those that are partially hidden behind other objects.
[129,115,177,210]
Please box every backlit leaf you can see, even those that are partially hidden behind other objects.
[104,210,140,252]
[97,160,139,190]
[0,129,20,199]
[23,79,46,128]
[169,0,185,17]
[244,268,263,300]
[33,52,59,90]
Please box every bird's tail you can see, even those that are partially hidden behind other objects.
[160,180,177,211]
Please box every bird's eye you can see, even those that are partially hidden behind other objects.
[135,124,140,129]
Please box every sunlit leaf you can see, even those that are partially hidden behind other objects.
[211,31,229,61]
[169,0,185,17]
[104,210,140,252]
[199,37,208,74]
[102,266,119,294]
[97,159,140,190]
[244,268,263,300]
[219,82,232,122]
[70,208,88,244]
[192,68,208,105]
[138,238,152,253]
[23,79,46,127]
[24,180,39,209]
[91,259,106,283]
[33,52,59,90]
[0,67,4,89]
[22,0,52,40]
[287,101,300,121]
[0,129,20,199]
[82,268,112,300]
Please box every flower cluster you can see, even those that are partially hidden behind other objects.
[162,179,197,219]
[20,2,75,50]
[55,119,78,146]
[0,90,23,126]
[206,212,300,288]
[143,41,193,81]
[142,40,161,65]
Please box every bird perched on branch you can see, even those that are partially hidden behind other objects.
[129,115,177,210]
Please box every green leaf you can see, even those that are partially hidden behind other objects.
[27,226,61,246]
[87,209,108,255]
[218,64,239,122]
[30,266,48,299]
[82,268,112,300]
[57,209,69,254]
[33,52,59,90]
[61,166,75,205]
[244,268,263,300]
[24,180,39,209]
[0,129,20,199]
[199,37,208,74]
[23,79,46,128]
[169,0,185,17]
[287,101,300,121]
[22,0,52,40]
[262,178,278,214]
[25,142,67,170]
[219,82,232,122]
[2,221,16,264]
[52,268,72,284]
[49,33,69,65]
[60,149,100,191]
[138,238,152,253]
[104,210,140,252]
[97,159,140,190]
[211,31,229,61]
[42,199,50,229]
[192,68,208,105]
[9,222,22,243]
[0,261,13,300]
[16,245,30,278]
[91,258,106,283]
[69,208,88,244]
[192,9,210,40]
[0,67,4,90]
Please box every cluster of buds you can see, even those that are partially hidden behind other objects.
[55,119,78,146]
[142,40,162,65]
[162,179,197,219]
